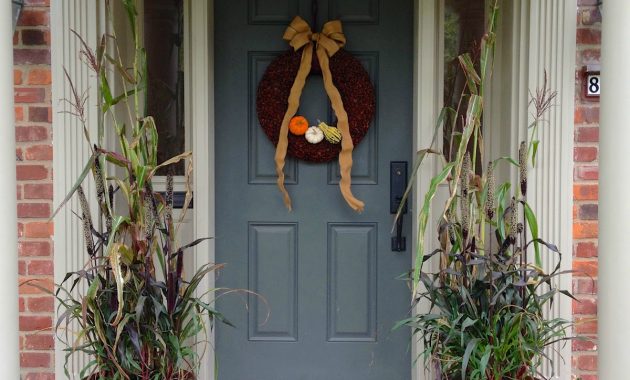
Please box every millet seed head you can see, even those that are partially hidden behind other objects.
[461,152,471,198]
[509,197,518,244]
[519,141,528,197]
[77,186,95,256]
[485,161,495,220]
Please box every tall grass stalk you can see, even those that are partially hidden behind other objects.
[395,2,576,379]
[25,1,230,378]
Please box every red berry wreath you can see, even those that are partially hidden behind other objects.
[256,46,375,162]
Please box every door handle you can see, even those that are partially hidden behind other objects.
[390,161,408,252]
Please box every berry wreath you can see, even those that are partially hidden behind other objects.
[256,48,376,163]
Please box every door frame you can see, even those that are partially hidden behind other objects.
[191,1,438,378]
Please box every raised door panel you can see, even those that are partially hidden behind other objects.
[328,0,379,24]
[248,52,298,184]
[248,223,298,341]
[248,0,300,25]
[327,223,377,342]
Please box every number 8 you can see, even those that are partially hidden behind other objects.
[589,76,600,94]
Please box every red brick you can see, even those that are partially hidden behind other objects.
[16,126,48,142]
[25,145,52,161]
[574,222,598,239]
[15,106,24,121]
[17,165,48,180]
[26,297,54,313]
[574,147,598,162]
[573,338,597,352]
[23,334,54,350]
[577,355,598,371]
[578,203,598,220]
[14,69,22,85]
[14,49,50,65]
[576,126,599,142]
[24,0,51,5]
[579,49,601,66]
[573,260,597,277]
[574,278,597,294]
[20,352,50,368]
[19,316,52,332]
[24,184,53,199]
[19,241,52,257]
[574,184,598,200]
[19,278,53,295]
[17,10,49,27]
[573,298,597,314]
[576,375,598,380]
[19,260,26,275]
[574,106,600,124]
[28,106,51,123]
[23,222,53,238]
[19,297,26,312]
[576,165,599,180]
[575,242,598,258]
[24,373,55,380]
[575,318,598,334]
[581,8,602,25]
[576,28,601,45]
[21,29,50,46]
[18,203,50,218]
[27,69,52,85]
[15,87,45,103]
[27,260,53,276]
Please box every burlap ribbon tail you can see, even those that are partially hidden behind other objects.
[274,16,365,212]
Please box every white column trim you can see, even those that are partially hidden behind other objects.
[1,0,19,377]
[526,2,576,378]
[598,1,630,378]
[51,1,102,377]
[491,1,576,378]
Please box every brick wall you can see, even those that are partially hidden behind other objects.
[14,0,55,379]
[573,1,601,379]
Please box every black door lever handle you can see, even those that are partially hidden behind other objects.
[392,210,406,252]
[390,162,408,252]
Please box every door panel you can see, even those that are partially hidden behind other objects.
[215,0,413,378]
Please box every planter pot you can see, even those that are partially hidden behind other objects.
[84,370,196,380]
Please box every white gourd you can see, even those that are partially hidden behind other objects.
[305,126,324,144]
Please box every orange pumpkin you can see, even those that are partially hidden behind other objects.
[289,116,309,135]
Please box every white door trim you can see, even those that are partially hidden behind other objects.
[188,0,215,379]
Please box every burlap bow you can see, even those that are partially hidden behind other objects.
[274,16,365,212]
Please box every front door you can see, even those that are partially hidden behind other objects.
[215,1,413,379]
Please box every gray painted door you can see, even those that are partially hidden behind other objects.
[215,1,413,379]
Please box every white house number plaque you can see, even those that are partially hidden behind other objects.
[586,73,600,97]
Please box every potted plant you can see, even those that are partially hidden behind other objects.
[25,1,230,378]
[395,2,576,379]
